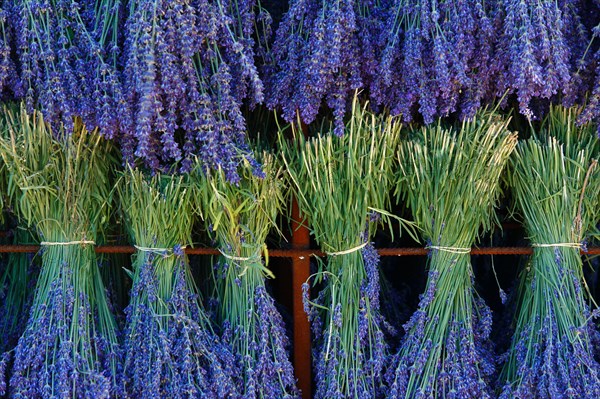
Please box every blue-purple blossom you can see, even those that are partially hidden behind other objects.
[304,242,388,399]
[376,0,496,123]
[579,23,600,136]
[268,0,388,135]
[0,351,9,396]
[13,0,126,137]
[386,259,495,398]
[0,233,37,354]
[122,253,238,398]
[494,0,586,120]
[9,255,120,398]
[123,0,266,179]
[0,5,20,99]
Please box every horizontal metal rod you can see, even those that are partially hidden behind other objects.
[0,245,597,256]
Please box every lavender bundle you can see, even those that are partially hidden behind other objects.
[579,21,600,135]
[0,5,19,98]
[376,0,496,124]
[116,168,238,398]
[122,0,264,178]
[495,0,588,119]
[0,107,120,398]
[389,111,517,398]
[498,106,600,398]
[197,151,298,399]
[13,0,126,137]
[280,99,403,398]
[0,227,36,354]
[268,0,389,135]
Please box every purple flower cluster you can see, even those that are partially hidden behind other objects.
[220,278,299,399]
[499,311,600,399]
[304,242,387,398]
[375,0,496,124]
[0,5,19,99]
[498,248,600,398]
[495,0,586,120]
[12,0,126,137]
[0,229,38,355]
[0,352,9,396]
[122,0,265,179]
[0,256,36,355]
[122,252,238,398]
[386,256,496,398]
[268,0,388,135]
[579,22,600,136]
[9,258,119,398]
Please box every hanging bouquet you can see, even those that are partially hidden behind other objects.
[116,168,238,398]
[12,0,126,137]
[495,0,589,119]
[268,0,390,135]
[0,4,19,98]
[280,98,403,398]
[388,110,517,397]
[197,150,299,399]
[0,106,120,398]
[498,106,600,398]
[375,0,496,124]
[122,0,266,178]
[579,15,600,134]
[0,226,37,354]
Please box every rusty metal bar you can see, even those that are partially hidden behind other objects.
[0,245,598,255]
[290,199,312,399]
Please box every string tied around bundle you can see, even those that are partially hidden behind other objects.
[218,248,265,278]
[426,245,471,254]
[531,242,582,249]
[134,244,187,257]
[325,241,368,256]
[40,240,96,246]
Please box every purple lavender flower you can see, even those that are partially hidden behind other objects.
[13,0,126,137]
[495,0,584,120]
[10,254,119,398]
[0,352,9,396]
[305,242,388,399]
[268,0,387,134]
[0,6,20,99]
[123,253,238,398]
[123,0,265,179]
[376,0,496,123]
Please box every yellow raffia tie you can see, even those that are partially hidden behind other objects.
[134,245,187,257]
[40,240,96,246]
[325,241,368,256]
[218,249,262,262]
[426,245,471,254]
[531,243,582,249]
[218,249,263,278]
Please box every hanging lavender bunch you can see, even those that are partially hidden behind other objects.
[0,108,121,398]
[197,151,298,399]
[579,22,600,136]
[280,98,404,398]
[376,0,496,124]
[389,110,517,398]
[495,0,583,120]
[214,0,268,107]
[559,0,594,107]
[116,169,238,398]
[122,0,263,179]
[0,4,20,98]
[12,0,126,137]
[268,0,388,135]
[498,106,600,398]
[0,227,37,354]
